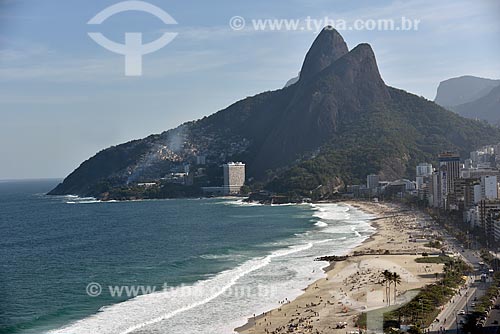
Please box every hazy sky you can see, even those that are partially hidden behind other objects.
[1,0,499,179]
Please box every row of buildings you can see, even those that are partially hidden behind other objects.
[421,148,500,246]
[357,144,500,246]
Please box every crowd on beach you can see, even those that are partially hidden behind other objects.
[237,201,445,334]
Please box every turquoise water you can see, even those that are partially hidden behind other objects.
[0,180,374,334]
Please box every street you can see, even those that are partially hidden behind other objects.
[427,225,493,334]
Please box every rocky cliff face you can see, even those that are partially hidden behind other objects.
[49,28,500,197]
[298,27,348,82]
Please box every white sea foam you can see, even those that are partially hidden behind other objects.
[48,202,375,334]
[63,195,100,204]
[48,243,314,334]
[314,221,328,227]
[221,199,264,207]
[311,203,351,221]
[199,253,246,261]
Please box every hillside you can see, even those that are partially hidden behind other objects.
[49,28,500,199]
[451,84,500,126]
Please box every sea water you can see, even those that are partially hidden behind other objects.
[0,180,375,334]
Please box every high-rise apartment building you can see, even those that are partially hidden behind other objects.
[223,162,246,195]
[438,152,460,208]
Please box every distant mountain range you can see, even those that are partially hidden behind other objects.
[434,75,500,126]
[49,28,500,199]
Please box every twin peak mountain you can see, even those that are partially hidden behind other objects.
[49,28,500,198]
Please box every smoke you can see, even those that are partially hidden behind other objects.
[166,125,187,153]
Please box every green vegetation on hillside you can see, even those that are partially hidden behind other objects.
[267,88,500,197]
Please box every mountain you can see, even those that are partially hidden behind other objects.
[49,28,500,199]
[434,75,500,107]
[434,76,500,126]
[451,85,500,126]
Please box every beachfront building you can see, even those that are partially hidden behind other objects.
[428,172,441,208]
[439,152,460,194]
[449,178,480,211]
[223,162,246,195]
[416,163,433,191]
[384,179,416,198]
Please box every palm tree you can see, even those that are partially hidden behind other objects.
[382,270,392,305]
[392,272,402,304]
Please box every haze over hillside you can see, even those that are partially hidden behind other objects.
[434,75,500,126]
[434,76,500,107]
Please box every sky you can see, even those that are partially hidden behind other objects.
[1,0,500,179]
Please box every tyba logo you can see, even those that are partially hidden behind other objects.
[87,1,178,76]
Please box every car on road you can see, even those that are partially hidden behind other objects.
[471,302,476,307]
[458,310,466,315]
[493,320,499,325]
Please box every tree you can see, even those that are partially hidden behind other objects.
[392,272,402,304]
[382,270,392,305]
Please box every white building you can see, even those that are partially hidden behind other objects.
[223,162,246,195]
[482,175,499,200]
[416,163,433,177]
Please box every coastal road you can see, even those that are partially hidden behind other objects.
[427,225,487,334]
[428,278,479,333]
[482,306,500,334]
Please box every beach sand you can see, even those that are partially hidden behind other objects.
[236,201,443,334]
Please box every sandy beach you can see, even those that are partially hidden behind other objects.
[236,201,444,334]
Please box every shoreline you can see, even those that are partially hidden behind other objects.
[235,200,443,334]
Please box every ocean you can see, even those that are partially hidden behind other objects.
[0,179,375,334]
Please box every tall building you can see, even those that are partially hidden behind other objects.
[367,174,380,190]
[438,152,460,208]
[223,162,245,195]
[428,172,441,208]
